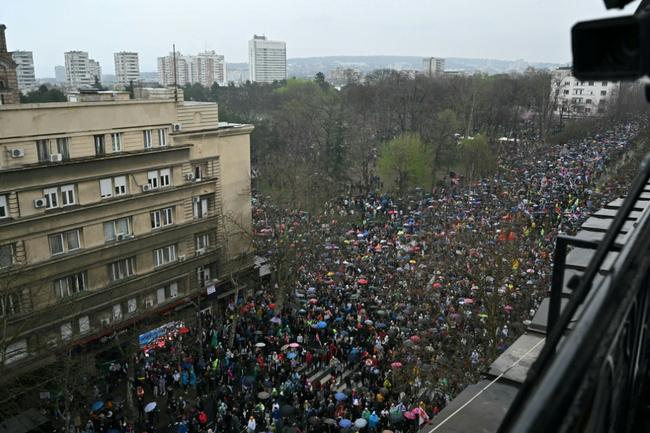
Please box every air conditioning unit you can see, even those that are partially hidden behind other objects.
[49,153,63,162]
[171,122,183,132]
[142,184,154,192]
[116,233,126,241]
[184,173,195,181]
[178,255,186,262]
[34,197,47,208]
[196,248,205,255]
[9,148,24,158]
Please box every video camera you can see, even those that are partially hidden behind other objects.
[573,0,650,80]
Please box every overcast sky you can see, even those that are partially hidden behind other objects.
[3,0,639,77]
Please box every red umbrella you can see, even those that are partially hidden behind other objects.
[179,327,190,334]
[409,335,421,344]
[269,303,276,310]
[391,362,403,369]
[198,411,208,424]
[358,278,368,285]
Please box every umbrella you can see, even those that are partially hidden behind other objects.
[464,298,475,305]
[339,419,353,428]
[198,411,208,424]
[308,287,317,293]
[91,401,104,412]
[478,313,488,318]
[432,282,442,289]
[316,321,327,329]
[364,319,374,326]
[403,411,416,420]
[391,362,403,369]
[281,344,290,351]
[309,298,318,304]
[289,343,300,348]
[255,342,266,348]
[258,391,270,400]
[355,418,368,428]
[241,375,255,386]
[504,305,514,312]
[409,335,421,344]
[280,405,296,417]
[286,352,298,360]
[382,431,395,433]
[270,317,282,324]
[335,392,348,401]
[144,402,157,413]
[324,418,337,426]
[358,278,368,285]
[178,327,190,334]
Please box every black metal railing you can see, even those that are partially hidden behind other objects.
[498,153,650,433]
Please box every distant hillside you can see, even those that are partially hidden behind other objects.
[285,55,563,77]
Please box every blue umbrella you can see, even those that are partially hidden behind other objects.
[334,317,344,322]
[376,322,387,328]
[91,401,104,412]
[335,392,348,401]
[316,321,327,329]
[339,419,352,428]
[286,352,298,360]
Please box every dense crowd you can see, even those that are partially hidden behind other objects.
[79,123,641,433]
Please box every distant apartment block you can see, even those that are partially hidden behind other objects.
[114,51,140,88]
[327,67,362,86]
[551,67,620,117]
[248,35,287,83]
[64,51,101,88]
[10,51,35,92]
[0,91,254,372]
[54,65,66,83]
[423,57,445,77]
[157,51,190,86]
[191,51,226,87]
[0,24,19,105]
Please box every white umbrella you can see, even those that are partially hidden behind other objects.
[255,342,266,348]
[144,402,157,413]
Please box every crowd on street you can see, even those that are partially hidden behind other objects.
[76,123,641,433]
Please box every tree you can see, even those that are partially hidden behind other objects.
[20,85,66,103]
[458,134,497,181]
[378,133,428,195]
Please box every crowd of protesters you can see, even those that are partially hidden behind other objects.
[77,122,642,433]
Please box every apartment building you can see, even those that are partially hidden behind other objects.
[422,57,445,77]
[64,51,101,88]
[114,51,140,87]
[191,51,226,87]
[551,67,620,117]
[248,35,287,83]
[10,50,35,92]
[0,92,254,372]
[157,51,190,86]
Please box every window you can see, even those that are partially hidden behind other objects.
[127,298,137,313]
[586,99,592,104]
[94,135,105,155]
[153,244,177,267]
[169,282,178,298]
[79,316,90,334]
[144,294,155,308]
[197,265,211,286]
[54,272,87,299]
[601,90,607,96]
[0,244,14,268]
[143,130,153,149]
[3,340,27,364]
[43,185,75,209]
[0,292,22,317]
[113,304,122,321]
[588,81,594,86]
[49,229,81,255]
[158,128,167,147]
[147,170,159,188]
[111,133,123,152]
[156,287,165,304]
[36,139,50,161]
[150,207,174,229]
[61,322,73,341]
[61,184,76,206]
[103,217,132,241]
[602,81,608,86]
[193,165,203,180]
[193,196,210,219]
[563,90,569,95]
[56,137,70,160]
[100,176,128,199]
[196,233,209,251]
[160,168,171,187]
[0,195,8,219]
[108,256,136,282]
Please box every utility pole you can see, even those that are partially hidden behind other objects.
[172,44,178,103]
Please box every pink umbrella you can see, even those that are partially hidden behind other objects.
[464,298,475,305]
[403,411,417,420]
[358,278,368,285]
[391,362,403,369]
[504,305,514,312]
[309,298,318,304]
[432,282,442,289]
[409,335,421,344]
[289,343,300,348]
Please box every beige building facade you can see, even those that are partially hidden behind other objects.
[0,93,254,372]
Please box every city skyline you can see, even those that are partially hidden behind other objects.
[3,0,635,77]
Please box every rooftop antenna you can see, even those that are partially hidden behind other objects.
[172,43,178,103]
